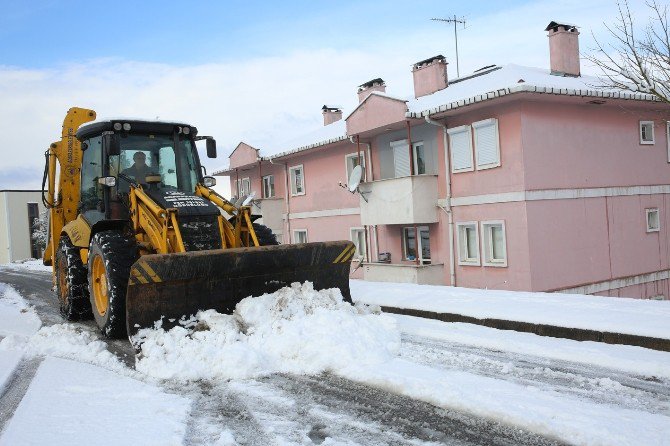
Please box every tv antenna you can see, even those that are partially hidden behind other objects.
[431,15,466,77]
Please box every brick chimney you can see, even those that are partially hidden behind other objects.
[412,55,448,98]
[545,21,580,77]
[357,78,386,103]
[322,105,342,126]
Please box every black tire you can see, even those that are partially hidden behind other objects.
[55,236,92,320]
[87,231,138,338]
[253,223,279,246]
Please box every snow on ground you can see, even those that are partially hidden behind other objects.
[1,259,52,273]
[133,282,399,381]
[341,359,670,446]
[351,280,670,339]
[395,314,670,379]
[0,356,190,446]
[0,283,41,337]
[1,323,129,375]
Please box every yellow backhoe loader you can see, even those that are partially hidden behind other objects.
[43,107,355,339]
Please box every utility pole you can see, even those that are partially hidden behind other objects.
[431,15,466,77]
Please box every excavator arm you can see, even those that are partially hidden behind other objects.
[42,107,96,267]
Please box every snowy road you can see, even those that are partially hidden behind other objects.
[1,266,669,445]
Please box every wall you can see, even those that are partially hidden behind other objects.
[521,101,670,190]
[527,194,670,297]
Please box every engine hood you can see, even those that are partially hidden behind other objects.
[144,189,221,217]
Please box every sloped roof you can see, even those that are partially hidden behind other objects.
[261,118,348,159]
[407,64,656,117]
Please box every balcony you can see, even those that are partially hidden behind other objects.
[256,197,284,236]
[358,175,438,225]
[362,262,444,285]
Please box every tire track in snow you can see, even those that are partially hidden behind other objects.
[0,357,42,434]
[402,334,670,416]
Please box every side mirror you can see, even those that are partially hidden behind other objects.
[203,176,216,187]
[103,133,121,156]
[206,138,217,158]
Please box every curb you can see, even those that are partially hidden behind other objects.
[380,306,670,352]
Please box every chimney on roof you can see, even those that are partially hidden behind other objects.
[412,55,448,98]
[322,105,342,126]
[357,78,386,103]
[545,21,580,77]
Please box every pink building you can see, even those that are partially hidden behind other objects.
[216,22,670,300]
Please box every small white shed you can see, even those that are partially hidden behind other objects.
[0,190,45,264]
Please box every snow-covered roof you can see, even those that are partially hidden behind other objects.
[407,64,657,117]
[216,64,659,174]
[261,118,348,160]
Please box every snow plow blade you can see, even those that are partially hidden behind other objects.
[125,241,355,338]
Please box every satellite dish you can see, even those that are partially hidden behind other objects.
[348,165,363,192]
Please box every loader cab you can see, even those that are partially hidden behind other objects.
[77,120,210,222]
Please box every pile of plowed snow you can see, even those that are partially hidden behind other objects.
[132,282,400,382]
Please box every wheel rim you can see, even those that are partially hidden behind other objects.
[92,255,108,317]
[58,256,68,305]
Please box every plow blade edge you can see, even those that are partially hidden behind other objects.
[125,241,355,338]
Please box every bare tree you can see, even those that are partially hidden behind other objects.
[587,0,670,103]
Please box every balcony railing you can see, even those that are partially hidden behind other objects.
[358,175,438,225]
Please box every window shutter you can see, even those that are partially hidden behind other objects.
[448,126,472,171]
[473,119,499,168]
[392,141,410,178]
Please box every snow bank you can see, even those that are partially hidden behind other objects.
[3,259,52,272]
[133,282,399,381]
[0,283,41,337]
[0,357,190,446]
[342,359,670,446]
[396,315,670,379]
[351,280,670,339]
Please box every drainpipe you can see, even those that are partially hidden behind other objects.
[258,160,262,198]
[270,158,291,243]
[424,115,456,287]
[235,168,240,197]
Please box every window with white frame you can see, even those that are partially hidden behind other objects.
[412,141,427,175]
[481,221,507,266]
[350,228,367,261]
[293,229,308,244]
[262,175,275,198]
[457,222,480,265]
[240,177,251,196]
[640,121,655,144]
[345,152,366,182]
[646,208,660,232]
[391,139,411,178]
[447,125,473,172]
[402,226,431,264]
[289,165,305,196]
[473,118,501,169]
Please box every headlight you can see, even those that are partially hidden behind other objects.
[203,176,216,187]
[113,123,122,131]
[97,176,117,187]
[122,123,131,131]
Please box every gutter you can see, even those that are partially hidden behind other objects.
[424,116,456,287]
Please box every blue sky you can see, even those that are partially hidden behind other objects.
[1,0,527,67]
[0,0,651,189]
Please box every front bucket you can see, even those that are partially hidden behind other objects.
[125,241,355,338]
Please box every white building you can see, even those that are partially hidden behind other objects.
[0,190,45,264]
